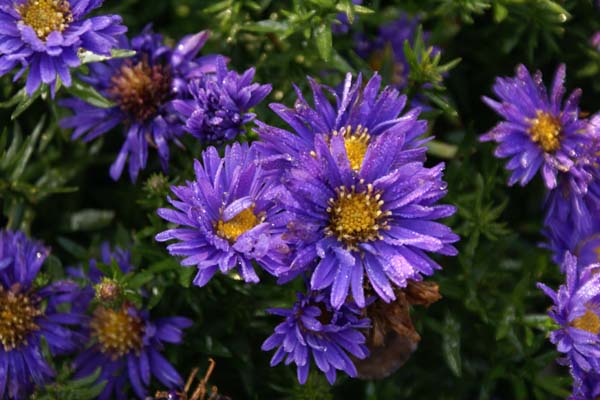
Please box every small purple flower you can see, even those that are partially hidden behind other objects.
[172,56,271,143]
[277,131,458,309]
[72,244,192,400]
[156,142,291,287]
[0,0,126,95]
[261,291,370,384]
[481,64,592,189]
[60,26,219,181]
[0,229,86,399]
[537,253,600,380]
[255,73,428,172]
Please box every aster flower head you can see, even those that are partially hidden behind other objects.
[537,252,600,378]
[255,72,428,172]
[156,142,291,287]
[60,26,219,181]
[261,291,370,384]
[72,244,192,400]
[278,131,458,309]
[542,120,600,261]
[173,56,271,143]
[481,64,592,189]
[0,229,85,399]
[0,0,126,95]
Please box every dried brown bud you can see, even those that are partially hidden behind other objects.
[354,279,442,379]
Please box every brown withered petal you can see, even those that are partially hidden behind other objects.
[354,280,441,379]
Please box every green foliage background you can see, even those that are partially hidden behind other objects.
[2,0,600,399]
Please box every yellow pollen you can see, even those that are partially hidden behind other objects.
[325,185,389,248]
[529,111,561,152]
[90,305,145,359]
[572,309,600,335]
[216,207,261,242]
[18,0,72,40]
[332,125,370,171]
[0,285,42,351]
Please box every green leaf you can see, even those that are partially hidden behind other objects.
[78,48,136,65]
[442,313,462,377]
[241,20,292,34]
[65,81,115,108]
[67,209,115,231]
[314,23,332,62]
[11,86,43,120]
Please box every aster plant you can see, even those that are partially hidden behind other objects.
[156,142,290,286]
[0,229,85,399]
[481,64,592,189]
[277,130,458,309]
[72,243,193,400]
[261,291,370,384]
[0,0,126,95]
[538,252,600,397]
[60,26,218,181]
[172,56,271,143]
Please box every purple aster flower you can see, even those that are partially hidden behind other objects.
[277,131,458,309]
[72,245,193,400]
[0,0,126,95]
[537,252,600,380]
[569,369,600,399]
[60,26,219,181]
[261,291,370,384]
[542,115,600,262]
[0,229,85,399]
[155,142,291,287]
[172,56,271,143]
[255,73,428,172]
[481,64,592,189]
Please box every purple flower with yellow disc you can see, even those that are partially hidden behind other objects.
[72,244,192,400]
[172,56,271,143]
[156,142,291,287]
[60,26,219,181]
[255,73,428,172]
[537,252,600,379]
[261,291,369,384]
[481,64,592,189]
[0,0,126,95]
[0,229,85,399]
[277,131,458,309]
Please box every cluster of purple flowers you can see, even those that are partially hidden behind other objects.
[481,64,600,397]
[156,71,458,382]
[0,1,462,393]
[0,229,192,400]
[59,26,270,181]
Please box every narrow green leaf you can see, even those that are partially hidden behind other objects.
[314,23,332,62]
[79,49,136,65]
[65,81,115,108]
[442,313,462,377]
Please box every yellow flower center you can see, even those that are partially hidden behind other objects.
[325,185,389,248]
[18,0,72,40]
[216,207,260,242]
[529,111,561,152]
[0,285,42,351]
[109,60,172,122]
[90,305,145,359]
[571,309,600,335]
[332,125,370,172]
